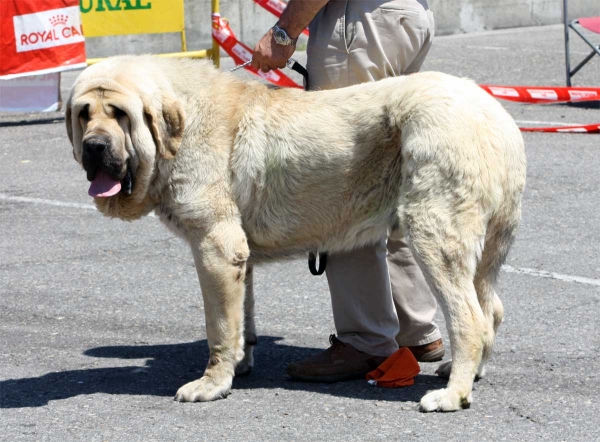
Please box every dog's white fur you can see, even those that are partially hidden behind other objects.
[66,56,526,412]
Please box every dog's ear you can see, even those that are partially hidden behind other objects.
[144,93,185,160]
[65,99,73,145]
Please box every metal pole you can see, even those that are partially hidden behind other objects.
[212,0,220,68]
[563,0,572,86]
[181,0,187,52]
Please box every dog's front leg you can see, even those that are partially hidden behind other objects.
[175,223,249,402]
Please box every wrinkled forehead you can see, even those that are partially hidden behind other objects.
[71,77,143,114]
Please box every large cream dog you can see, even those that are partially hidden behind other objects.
[66,55,526,412]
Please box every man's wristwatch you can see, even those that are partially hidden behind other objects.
[272,23,297,46]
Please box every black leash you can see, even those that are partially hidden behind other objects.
[288,60,327,275]
[287,59,310,91]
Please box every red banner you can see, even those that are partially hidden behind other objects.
[0,0,86,79]
[253,0,309,36]
[212,13,301,89]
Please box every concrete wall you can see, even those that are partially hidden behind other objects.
[432,0,598,35]
[84,0,600,58]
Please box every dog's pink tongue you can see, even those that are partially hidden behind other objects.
[88,170,121,197]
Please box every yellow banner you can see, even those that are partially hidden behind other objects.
[80,0,184,37]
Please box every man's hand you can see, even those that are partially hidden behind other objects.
[251,0,329,73]
[252,28,296,73]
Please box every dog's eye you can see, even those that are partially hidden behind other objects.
[79,104,89,121]
[112,106,126,120]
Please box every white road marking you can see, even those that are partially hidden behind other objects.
[0,193,97,211]
[2,193,598,287]
[501,265,600,287]
[0,193,157,217]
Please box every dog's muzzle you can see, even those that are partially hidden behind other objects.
[82,135,133,197]
[82,136,110,181]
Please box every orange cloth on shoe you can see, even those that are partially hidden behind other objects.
[365,347,420,388]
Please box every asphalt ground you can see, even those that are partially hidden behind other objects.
[1,24,599,442]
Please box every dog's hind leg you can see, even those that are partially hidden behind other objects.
[472,215,519,379]
[236,265,257,376]
[434,227,506,382]
[175,222,249,402]
[434,212,520,382]
[402,200,488,412]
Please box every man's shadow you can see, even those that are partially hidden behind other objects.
[0,336,446,408]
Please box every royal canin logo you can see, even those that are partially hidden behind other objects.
[13,6,84,53]
[527,89,559,100]
[488,87,519,98]
[231,43,252,63]
[569,90,598,100]
[49,14,69,27]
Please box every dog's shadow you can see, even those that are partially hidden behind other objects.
[0,336,446,408]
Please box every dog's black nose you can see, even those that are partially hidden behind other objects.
[83,136,109,157]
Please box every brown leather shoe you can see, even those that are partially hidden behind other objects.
[408,338,445,362]
[287,335,387,383]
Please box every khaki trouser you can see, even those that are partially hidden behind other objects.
[307,0,440,357]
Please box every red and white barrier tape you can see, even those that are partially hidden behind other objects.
[480,85,600,104]
[480,85,599,133]
[519,124,599,133]
[212,13,302,89]
[253,0,309,36]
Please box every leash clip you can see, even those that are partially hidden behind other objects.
[230,60,251,72]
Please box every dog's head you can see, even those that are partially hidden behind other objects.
[66,57,185,219]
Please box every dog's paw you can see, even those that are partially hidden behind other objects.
[419,388,471,412]
[235,359,252,376]
[435,360,452,379]
[435,361,486,381]
[174,375,232,402]
[235,345,254,376]
[476,363,486,380]
[435,360,484,381]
